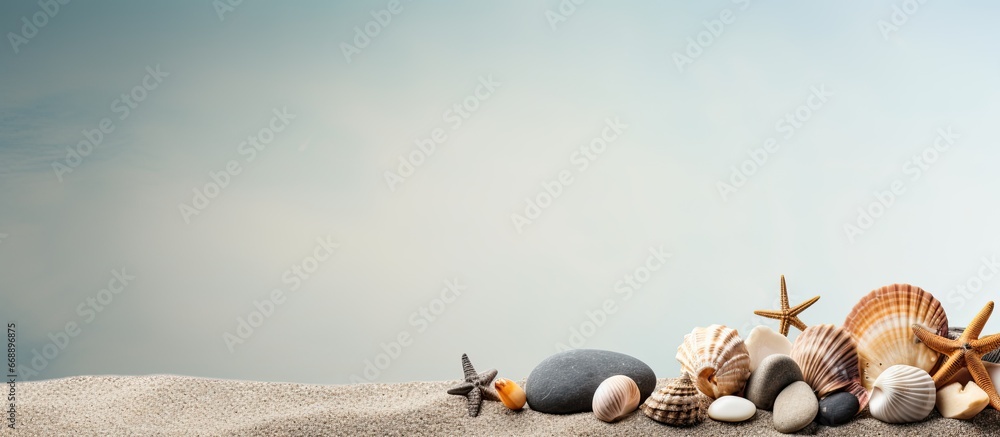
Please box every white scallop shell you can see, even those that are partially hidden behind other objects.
[868,364,936,424]
[592,375,640,423]
[676,324,751,399]
[744,325,792,372]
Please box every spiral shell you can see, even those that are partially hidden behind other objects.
[494,378,526,410]
[843,284,948,391]
[789,324,869,412]
[675,324,751,399]
[868,364,936,424]
[640,373,708,427]
[592,375,640,423]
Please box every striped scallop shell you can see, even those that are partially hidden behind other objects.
[790,324,869,412]
[592,375,640,423]
[675,324,751,399]
[640,373,708,427]
[843,284,948,391]
[868,364,936,424]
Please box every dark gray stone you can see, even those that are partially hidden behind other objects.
[524,349,656,414]
[745,354,802,410]
[773,381,819,433]
[950,326,1000,363]
[815,391,859,426]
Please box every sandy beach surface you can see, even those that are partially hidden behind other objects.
[3,375,1000,436]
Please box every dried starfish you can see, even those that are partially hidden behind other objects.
[753,275,820,336]
[913,301,1000,410]
[446,353,499,417]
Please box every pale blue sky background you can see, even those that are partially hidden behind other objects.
[2,1,1000,384]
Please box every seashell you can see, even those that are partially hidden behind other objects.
[592,375,640,423]
[675,324,751,399]
[868,364,936,423]
[744,325,792,372]
[494,378,526,410]
[640,373,708,427]
[843,284,948,392]
[789,324,869,412]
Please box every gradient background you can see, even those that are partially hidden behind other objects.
[2,1,1000,385]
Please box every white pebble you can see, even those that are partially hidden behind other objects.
[707,395,756,422]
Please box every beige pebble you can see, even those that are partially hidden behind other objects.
[937,381,989,420]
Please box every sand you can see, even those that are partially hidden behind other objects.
[3,375,1000,436]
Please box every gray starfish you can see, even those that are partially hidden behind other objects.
[446,353,499,417]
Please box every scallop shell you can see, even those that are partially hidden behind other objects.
[494,378,526,410]
[675,324,751,399]
[789,324,869,412]
[640,373,708,427]
[592,375,640,423]
[868,364,936,424]
[843,284,948,392]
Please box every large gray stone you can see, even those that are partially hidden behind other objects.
[773,381,818,433]
[745,354,802,410]
[525,349,656,414]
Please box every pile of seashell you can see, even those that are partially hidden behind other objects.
[465,281,998,429]
[635,282,1000,433]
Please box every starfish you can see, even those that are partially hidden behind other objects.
[753,275,820,336]
[446,353,499,417]
[912,301,1000,410]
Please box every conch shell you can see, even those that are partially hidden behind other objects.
[868,364,936,423]
[675,324,751,399]
[789,324,869,412]
[494,378,526,410]
[592,375,640,423]
[640,373,708,427]
[843,284,948,391]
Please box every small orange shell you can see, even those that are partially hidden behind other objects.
[494,378,526,410]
